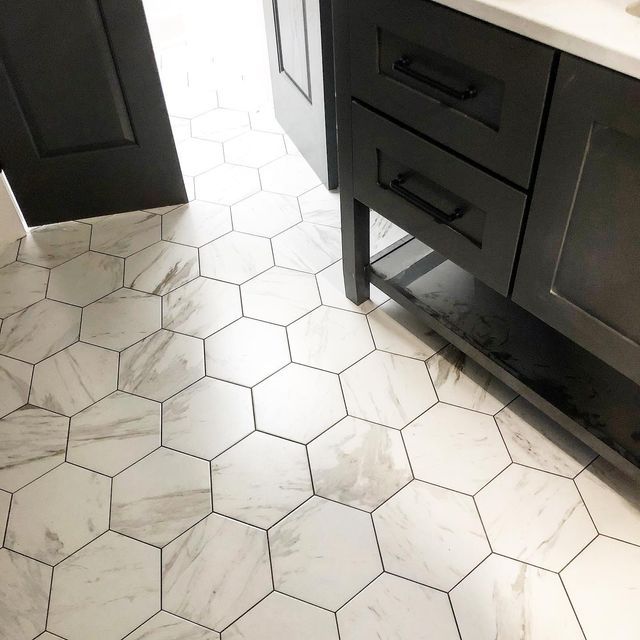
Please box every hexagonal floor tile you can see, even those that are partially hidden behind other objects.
[370,212,408,255]
[299,185,340,227]
[272,222,341,273]
[249,107,284,134]
[125,241,199,296]
[125,612,220,640]
[270,496,382,610]
[496,397,596,477]
[212,432,312,528]
[338,573,459,640]
[404,403,510,494]
[289,306,374,373]
[0,239,19,268]
[0,299,80,363]
[0,488,8,542]
[253,363,346,443]
[476,464,596,571]
[163,377,254,459]
[164,86,219,119]
[373,481,490,590]
[427,345,517,414]
[341,351,437,429]
[231,191,301,237]
[161,201,232,247]
[48,531,160,640]
[224,130,286,168]
[89,210,161,258]
[224,592,338,640]
[241,267,320,325]
[111,447,211,546]
[191,108,250,142]
[0,355,31,418]
[80,288,162,350]
[0,405,68,491]
[200,232,273,284]
[163,513,272,631]
[205,318,289,386]
[119,329,204,401]
[163,277,241,338]
[18,221,90,267]
[177,137,224,176]
[195,164,260,205]
[0,548,51,640]
[308,416,412,511]
[68,391,160,476]
[48,251,124,306]
[5,463,110,563]
[30,343,118,415]
[451,554,583,640]
[0,261,48,318]
[259,155,321,196]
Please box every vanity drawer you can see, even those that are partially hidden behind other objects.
[348,0,554,187]
[352,102,526,295]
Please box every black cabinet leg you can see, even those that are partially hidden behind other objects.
[341,195,370,304]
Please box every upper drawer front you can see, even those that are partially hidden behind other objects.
[348,0,554,187]
[352,102,527,295]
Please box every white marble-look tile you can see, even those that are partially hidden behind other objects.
[195,164,260,205]
[68,391,161,476]
[163,513,272,631]
[309,416,412,511]
[241,266,320,325]
[338,572,459,640]
[48,252,124,307]
[80,288,162,350]
[125,241,199,296]
[0,239,19,268]
[217,80,267,113]
[272,222,341,273]
[0,405,69,492]
[48,531,160,640]
[259,155,321,196]
[288,306,373,373]
[125,611,220,640]
[191,108,251,142]
[184,176,196,201]
[177,138,224,176]
[298,185,340,228]
[575,457,640,546]
[476,464,597,571]
[0,548,51,640]
[111,447,211,547]
[18,221,90,268]
[224,130,286,168]
[368,300,447,360]
[5,463,110,564]
[164,86,218,119]
[199,232,273,284]
[0,355,31,419]
[170,115,191,143]
[0,298,80,363]
[451,554,584,640]
[231,191,301,237]
[143,204,182,216]
[270,496,382,610]
[163,277,241,338]
[119,329,204,402]
[427,345,517,414]
[212,431,312,528]
[223,591,338,640]
[163,377,254,459]
[404,403,510,494]
[0,261,48,319]
[373,480,490,590]
[0,488,9,544]
[253,363,346,443]
[341,351,438,429]
[89,210,161,258]
[496,397,596,477]
[205,318,289,386]
[249,107,284,134]
[369,212,408,255]
[162,201,232,247]
[30,342,118,415]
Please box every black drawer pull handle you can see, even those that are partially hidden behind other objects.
[388,175,467,225]
[392,55,478,101]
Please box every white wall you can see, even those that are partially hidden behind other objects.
[0,174,26,244]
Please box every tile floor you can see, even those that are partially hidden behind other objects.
[1,14,640,640]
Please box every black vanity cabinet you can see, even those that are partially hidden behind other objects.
[513,55,640,386]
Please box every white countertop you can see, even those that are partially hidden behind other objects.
[433,0,640,80]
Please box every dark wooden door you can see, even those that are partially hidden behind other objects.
[0,0,186,226]
[513,54,640,385]
[263,0,338,188]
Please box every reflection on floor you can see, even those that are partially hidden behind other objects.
[1,4,640,640]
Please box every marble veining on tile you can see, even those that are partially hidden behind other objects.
[0,355,31,419]
[0,261,48,319]
[125,611,220,640]
[18,221,90,268]
[162,201,232,247]
[272,221,341,273]
[89,210,161,258]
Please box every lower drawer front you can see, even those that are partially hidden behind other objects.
[352,102,526,295]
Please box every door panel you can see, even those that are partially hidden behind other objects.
[0,0,186,225]
[264,0,337,188]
